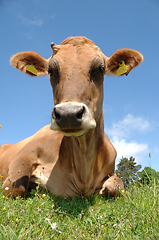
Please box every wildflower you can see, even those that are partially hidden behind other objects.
[0,175,3,178]
[20,209,24,213]
[3,195,5,199]
[42,194,46,198]
[46,218,57,230]
[46,218,62,233]
[15,218,18,222]
[121,190,124,193]
[3,207,6,211]
[50,222,57,230]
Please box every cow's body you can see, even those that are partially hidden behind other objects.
[1,124,117,197]
[0,37,143,197]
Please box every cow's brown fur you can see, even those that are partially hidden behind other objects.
[0,37,143,197]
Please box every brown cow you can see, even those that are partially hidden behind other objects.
[0,37,143,197]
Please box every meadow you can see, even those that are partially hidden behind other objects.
[0,181,158,240]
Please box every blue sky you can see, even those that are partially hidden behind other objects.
[0,0,159,171]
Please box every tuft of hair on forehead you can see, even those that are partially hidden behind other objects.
[61,36,95,46]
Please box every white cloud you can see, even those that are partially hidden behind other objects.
[106,114,151,138]
[105,114,151,166]
[112,137,149,165]
[18,14,44,27]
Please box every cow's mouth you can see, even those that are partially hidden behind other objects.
[56,128,87,137]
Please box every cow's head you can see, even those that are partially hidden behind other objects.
[10,36,143,137]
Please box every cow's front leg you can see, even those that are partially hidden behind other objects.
[99,174,124,197]
[2,157,38,197]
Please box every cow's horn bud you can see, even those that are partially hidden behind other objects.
[51,42,55,49]
[51,42,60,55]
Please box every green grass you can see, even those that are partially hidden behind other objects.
[0,181,158,240]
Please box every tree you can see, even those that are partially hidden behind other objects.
[140,167,159,185]
[116,156,141,187]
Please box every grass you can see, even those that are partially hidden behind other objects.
[0,181,158,240]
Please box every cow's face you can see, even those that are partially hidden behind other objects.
[48,40,106,136]
[10,37,143,137]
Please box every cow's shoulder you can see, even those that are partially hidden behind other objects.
[0,125,64,170]
[13,125,64,164]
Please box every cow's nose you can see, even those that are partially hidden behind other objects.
[52,103,85,129]
[50,102,96,135]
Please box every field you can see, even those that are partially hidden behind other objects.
[0,181,158,240]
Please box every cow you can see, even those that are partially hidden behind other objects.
[0,37,143,198]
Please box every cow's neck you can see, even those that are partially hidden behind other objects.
[71,114,104,187]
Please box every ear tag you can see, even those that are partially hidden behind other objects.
[116,61,127,76]
[26,64,37,75]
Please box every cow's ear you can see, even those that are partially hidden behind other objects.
[106,48,143,76]
[10,51,49,76]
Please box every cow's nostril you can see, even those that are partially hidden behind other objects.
[76,106,85,121]
[53,108,61,121]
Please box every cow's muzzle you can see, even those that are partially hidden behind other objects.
[50,102,96,136]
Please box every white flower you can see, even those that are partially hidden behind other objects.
[5,187,9,190]
[51,222,57,230]
[46,218,57,230]
[45,218,61,233]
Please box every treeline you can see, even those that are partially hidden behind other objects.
[116,156,159,187]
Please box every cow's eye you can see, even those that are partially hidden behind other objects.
[48,66,54,76]
[48,59,60,77]
[90,57,105,79]
[98,65,105,75]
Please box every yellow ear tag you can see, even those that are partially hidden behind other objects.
[116,61,127,76]
[26,64,37,75]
